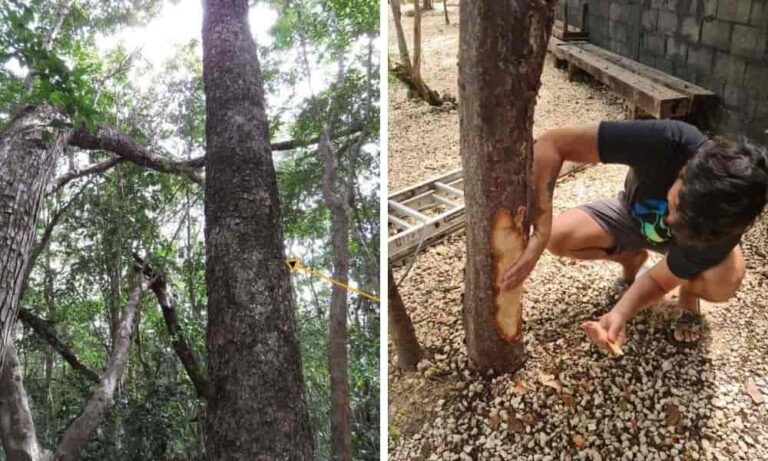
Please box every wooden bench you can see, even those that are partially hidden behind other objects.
[548,37,717,119]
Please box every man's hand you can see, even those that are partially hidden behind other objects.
[582,309,628,356]
[500,230,548,290]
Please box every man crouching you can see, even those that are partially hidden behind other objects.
[500,120,767,353]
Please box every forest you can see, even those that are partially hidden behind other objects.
[0,0,379,460]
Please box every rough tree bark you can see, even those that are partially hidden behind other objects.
[202,0,314,459]
[458,0,555,372]
[0,105,70,374]
[0,345,49,461]
[54,275,146,461]
[388,270,422,370]
[319,130,353,460]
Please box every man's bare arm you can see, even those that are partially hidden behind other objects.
[613,257,683,320]
[500,125,601,290]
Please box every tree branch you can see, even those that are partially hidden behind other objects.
[68,123,365,185]
[54,271,147,461]
[133,254,211,401]
[17,308,99,383]
[69,126,205,184]
[47,156,124,196]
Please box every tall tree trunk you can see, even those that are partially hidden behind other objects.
[458,0,555,372]
[0,105,69,374]
[423,0,434,10]
[412,0,424,83]
[201,1,314,459]
[443,0,450,25]
[388,270,422,370]
[390,0,412,75]
[320,132,352,461]
[0,344,49,461]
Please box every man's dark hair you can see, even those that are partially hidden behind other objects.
[672,138,768,244]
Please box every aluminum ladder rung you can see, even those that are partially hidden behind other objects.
[388,200,429,222]
[434,181,463,197]
[388,214,412,230]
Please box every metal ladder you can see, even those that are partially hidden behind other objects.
[388,168,466,262]
[388,162,588,262]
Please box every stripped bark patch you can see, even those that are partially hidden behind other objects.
[491,207,526,342]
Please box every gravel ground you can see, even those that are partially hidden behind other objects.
[388,5,768,461]
[387,3,624,192]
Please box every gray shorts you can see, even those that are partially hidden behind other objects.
[577,197,671,255]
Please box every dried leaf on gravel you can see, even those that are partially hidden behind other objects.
[745,378,764,404]
[664,403,681,426]
[508,418,525,433]
[571,433,586,449]
[512,379,527,395]
[538,372,562,393]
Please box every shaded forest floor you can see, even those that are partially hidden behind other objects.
[388,4,768,460]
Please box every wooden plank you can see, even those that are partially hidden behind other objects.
[577,43,715,101]
[557,43,691,118]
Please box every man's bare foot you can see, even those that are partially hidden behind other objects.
[672,288,702,344]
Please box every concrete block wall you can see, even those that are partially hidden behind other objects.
[556,0,768,143]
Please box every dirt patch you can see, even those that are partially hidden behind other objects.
[388,4,768,460]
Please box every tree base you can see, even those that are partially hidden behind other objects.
[389,63,444,107]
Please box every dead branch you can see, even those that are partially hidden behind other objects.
[133,254,212,401]
[17,308,100,383]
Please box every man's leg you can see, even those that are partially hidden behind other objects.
[673,246,745,342]
[548,208,649,284]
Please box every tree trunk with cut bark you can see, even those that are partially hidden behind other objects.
[202,0,314,459]
[458,0,555,372]
[0,105,70,374]
[388,270,422,370]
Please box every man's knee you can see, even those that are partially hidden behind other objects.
[694,249,745,303]
[547,221,571,256]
